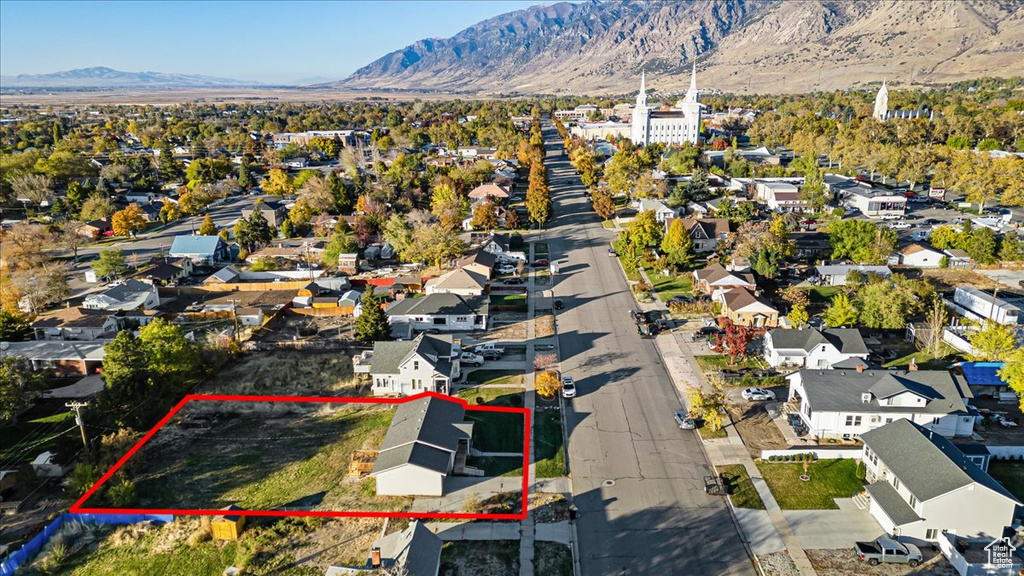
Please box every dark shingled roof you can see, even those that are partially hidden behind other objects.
[865,481,923,526]
[372,442,452,475]
[860,419,1019,503]
[791,369,970,416]
[367,333,454,376]
[371,396,471,476]
[768,328,868,355]
[366,520,442,576]
[385,293,488,318]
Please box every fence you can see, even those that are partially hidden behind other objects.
[760,448,863,461]
[987,445,1024,460]
[0,513,174,575]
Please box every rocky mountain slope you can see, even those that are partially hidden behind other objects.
[340,0,1024,95]
[0,66,259,88]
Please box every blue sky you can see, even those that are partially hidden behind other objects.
[0,1,541,83]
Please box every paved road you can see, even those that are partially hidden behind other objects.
[542,123,754,575]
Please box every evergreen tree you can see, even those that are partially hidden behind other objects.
[199,214,217,236]
[354,290,389,343]
[237,162,252,190]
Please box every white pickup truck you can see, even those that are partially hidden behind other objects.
[473,343,505,357]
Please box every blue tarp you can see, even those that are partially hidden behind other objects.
[960,361,1008,387]
[0,513,173,575]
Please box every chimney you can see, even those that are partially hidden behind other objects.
[856,363,864,373]
[909,358,918,371]
[371,547,381,568]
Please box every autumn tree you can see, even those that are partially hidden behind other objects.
[827,219,897,264]
[823,292,859,328]
[998,349,1024,413]
[969,320,1017,361]
[787,304,809,329]
[263,168,294,195]
[504,206,521,230]
[661,218,694,267]
[430,182,469,231]
[722,323,754,363]
[534,370,562,399]
[7,261,69,314]
[686,383,727,432]
[470,199,499,231]
[111,203,147,237]
[591,188,615,220]
[198,214,217,236]
[80,191,115,221]
[406,224,466,268]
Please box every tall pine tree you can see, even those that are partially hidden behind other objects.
[354,290,389,343]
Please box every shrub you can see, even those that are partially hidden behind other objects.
[535,370,562,399]
[476,396,485,405]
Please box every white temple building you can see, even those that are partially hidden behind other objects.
[630,63,703,146]
[873,81,932,121]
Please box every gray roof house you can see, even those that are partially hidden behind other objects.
[31,307,119,341]
[82,279,160,312]
[353,333,459,397]
[814,264,892,286]
[763,327,869,369]
[0,340,108,376]
[386,293,488,333]
[325,520,442,576]
[424,268,488,297]
[860,419,1020,541]
[370,396,474,496]
[787,368,975,440]
[241,201,287,228]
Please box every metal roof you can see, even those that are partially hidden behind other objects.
[959,362,1008,387]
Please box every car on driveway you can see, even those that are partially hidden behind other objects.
[460,352,485,367]
[674,410,698,430]
[496,265,517,275]
[561,376,576,398]
[741,387,777,401]
[696,326,723,338]
[531,259,549,267]
[504,277,526,285]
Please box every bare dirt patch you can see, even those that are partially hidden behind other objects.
[920,268,998,292]
[485,312,530,341]
[200,351,363,395]
[440,540,520,576]
[758,551,800,576]
[728,404,790,457]
[530,492,570,523]
[535,310,555,338]
[805,548,957,576]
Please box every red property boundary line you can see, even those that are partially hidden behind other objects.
[70,391,530,520]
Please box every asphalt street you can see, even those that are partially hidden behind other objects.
[543,123,755,575]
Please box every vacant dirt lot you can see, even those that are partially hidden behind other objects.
[920,268,998,292]
[806,548,957,576]
[485,312,529,341]
[200,351,364,395]
[728,403,789,457]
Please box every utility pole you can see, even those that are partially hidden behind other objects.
[66,401,89,455]
[228,298,241,341]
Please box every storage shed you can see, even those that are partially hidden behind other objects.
[211,505,246,540]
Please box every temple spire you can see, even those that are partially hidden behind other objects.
[636,68,648,108]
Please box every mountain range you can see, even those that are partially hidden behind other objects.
[339,0,1024,95]
[0,66,260,89]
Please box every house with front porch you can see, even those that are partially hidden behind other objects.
[763,327,869,370]
[720,288,779,327]
[671,217,729,253]
[786,367,976,440]
[386,293,488,333]
[353,333,460,397]
[370,395,474,496]
[692,263,756,297]
[860,419,1019,541]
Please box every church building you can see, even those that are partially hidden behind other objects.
[631,63,703,146]
[872,81,932,121]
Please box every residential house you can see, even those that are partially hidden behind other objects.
[82,279,160,311]
[457,250,495,280]
[0,340,108,376]
[31,308,119,341]
[138,203,161,222]
[752,180,807,213]
[354,333,460,397]
[132,261,190,285]
[692,263,756,296]
[324,520,441,576]
[957,362,1013,400]
[205,265,241,284]
[338,253,359,274]
[425,268,488,297]
[241,201,288,228]
[763,327,869,369]
[942,249,971,269]
[786,368,976,440]
[860,419,1019,541]
[386,294,488,333]
[897,244,944,268]
[468,183,511,201]
[370,395,474,496]
[169,235,228,265]
[844,187,907,219]
[78,219,111,240]
[789,232,831,263]
[814,264,892,286]
[950,286,1021,325]
[480,234,510,257]
[674,218,729,253]
[720,288,779,328]
[632,198,677,223]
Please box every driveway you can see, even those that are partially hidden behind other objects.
[783,501,885,549]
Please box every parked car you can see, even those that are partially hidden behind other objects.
[879,213,903,221]
[741,387,776,401]
[460,352,485,367]
[473,343,505,355]
[923,218,943,225]
[477,349,503,360]
[888,221,912,230]
[531,259,549,267]
[561,376,576,398]
[607,248,617,257]
[644,310,670,330]
[637,323,659,338]
[496,266,517,275]
[854,538,922,567]
[697,326,723,337]
[504,277,526,285]
[630,309,649,325]
[908,196,929,203]
[673,410,698,430]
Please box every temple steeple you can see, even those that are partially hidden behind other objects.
[635,68,648,108]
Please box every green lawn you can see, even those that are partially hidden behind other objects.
[988,461,1024,501]
[648,273,694,302]
[466,411,525,453]
[463,370,525,387]
[807,286,842,303]
[616,254,641,281]
[697,424,728,440]
[756,459,865,510]
[695,354,767,372]
[490,294,528,312]
[467,456,523,477]
[718,464,765,510]
[534,542,573,576]
[0,402,75,464]
[457,386,525,406]
[884,344,959,370]
[535,409,566,478]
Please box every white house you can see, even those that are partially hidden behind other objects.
[786,368,975,440]
[844,187,907,219]
[31,308,119,341]
[897,244,944,268]
[692,263,756,296]
[82,279,160,311]
[354,333,460,397]
[632,198,677,223]
[763,327,869,370]
[385,294,488,333]
[370,396,474,497]
[479,234,510,257]
[951,286,1021,325]
[860,419,1019,541]
[424,268,488,297]
[814,264,892,286]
